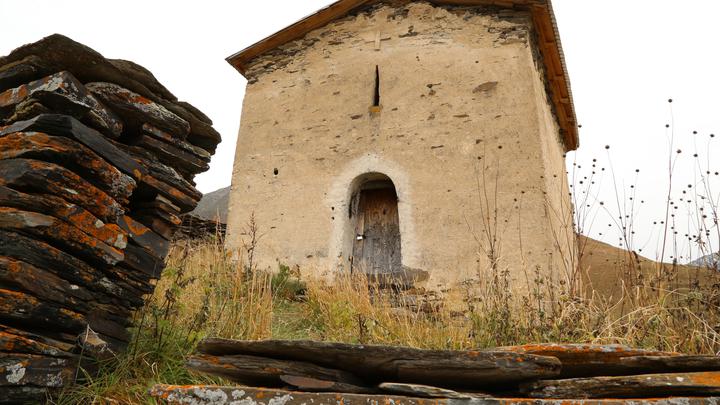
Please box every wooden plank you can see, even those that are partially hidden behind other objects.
[188,354,369,389]
[522,371,720,399]
[378,382,483,399]
[0,230,129,306]
[0,324,75,356]
[117,215,170,259]
[86,82,189,137]
[0,159,124,223]
[0,289,88,334]
[0,207,125,266]
[120,241,165,280]
[0,354,75,388]
[0,186,127,250]
[0,114,147,180]
[497,343,680,378]
[142,123,211,161]
[0,256,95,308]
[620,355,720,374]
[352,187,401,276]
[0,131,136,204]
[135,134,209,176]
[226,0,372,73]
[196,339,562,387]
[280,375,377,394]
[0,71,123,137]
[150,384,720,405]
[0,56,51,93]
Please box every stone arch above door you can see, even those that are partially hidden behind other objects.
[326,154,419,276]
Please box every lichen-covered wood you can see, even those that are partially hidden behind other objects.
[0,34,220,404]
[195,339,563,388]
[149,384,720,405]
[185,339,720,402]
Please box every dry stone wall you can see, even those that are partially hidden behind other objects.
[0,34,221,403]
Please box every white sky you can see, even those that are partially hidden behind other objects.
[1,1,718,262]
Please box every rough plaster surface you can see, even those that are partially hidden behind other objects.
[226,1,576,292]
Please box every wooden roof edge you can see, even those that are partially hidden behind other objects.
[227,0,579,151]
[225,0,372,75]
[541,0,579,151]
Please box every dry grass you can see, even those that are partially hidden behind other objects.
[53,232,720,404]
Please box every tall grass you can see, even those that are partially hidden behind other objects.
[55,232,720,403]
[55,100,719,403]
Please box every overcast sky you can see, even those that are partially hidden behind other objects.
[1,1,718,262]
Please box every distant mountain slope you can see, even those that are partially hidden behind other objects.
[690,253,720,270]
[190,186,230,223]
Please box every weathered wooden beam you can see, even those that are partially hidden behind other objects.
[522,371,720,399]
[120,241,165,281]
[280,375,377,394]
[0,114,147,180]
[0,207,124,266]
[0,159,124,223]
[0,256,95,309]
[149,384,720,405]
[0,230,131,306]
[196,339,562,387]
[619,355,720,374]
[143,123,211,161]
[0,289,88,333]
[0,131,136,203]
[117,215,170,259]
[497,343,680,378]
[0,186,127,250]
[2,97,52,124]
[0,71,122,137]
[157,101,221,153]
[135,134,210,176]
[378,383,482,399]
[188,354,369,389]
[0,56,51,93]
[86,82,189,137]
[0,354,75,388]
[0,324,75,357]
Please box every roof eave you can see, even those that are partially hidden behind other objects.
[227,0,579,151]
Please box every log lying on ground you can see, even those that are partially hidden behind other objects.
[378,383,483,399]
[188,339,720,401]
[0,34,220,403]
[497,343,680,378]
[196,339,562,388]
[187,354,372,393]
[149,384,720,405]
[521,371,720,399]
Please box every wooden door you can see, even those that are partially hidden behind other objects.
[351,187,402,275]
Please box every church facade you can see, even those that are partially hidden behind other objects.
[225,0,579,291]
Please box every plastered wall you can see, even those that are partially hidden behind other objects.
[226,1,576,292]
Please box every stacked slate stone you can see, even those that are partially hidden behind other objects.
[0,34,220,402]
[151,340,720,403]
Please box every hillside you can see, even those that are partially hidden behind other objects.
[190,185,230,223]
[690,253,720,270]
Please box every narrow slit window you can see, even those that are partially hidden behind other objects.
[373,65,381,107]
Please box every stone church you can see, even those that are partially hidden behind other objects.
[225,0,579,291]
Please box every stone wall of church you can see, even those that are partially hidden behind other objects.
[226,1,576,293]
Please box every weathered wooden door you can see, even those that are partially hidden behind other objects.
[351,187,402,275]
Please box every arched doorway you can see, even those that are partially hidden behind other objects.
[349,173,402,276]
